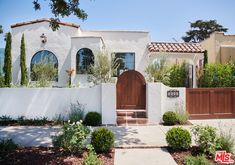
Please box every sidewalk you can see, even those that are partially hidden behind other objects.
[0,126,60,147]
[1,119,234,165]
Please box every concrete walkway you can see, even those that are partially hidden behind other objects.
[114,148,177,165]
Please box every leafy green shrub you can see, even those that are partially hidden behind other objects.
[83,145,102,165]
[53,121,90,153]
[217,130,234,153]
[91,127,114,153]
[175,108,189,125]
[191,125,219,155]
[162,111,177,125]
[145,59,169,84]
[17,116,48,126]
[184,155,210,165]
[200,63,235,87]
[166,127,191,150]
[0,139,18,152]
[168,62,187,87]
[84,112,101,126]
[0,115,13,126]
[68,101,85,123]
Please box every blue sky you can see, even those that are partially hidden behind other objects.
[0,0,235,48]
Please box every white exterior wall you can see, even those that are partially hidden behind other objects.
[101,83,116,125]
[0,86,100,120]
[71,37,103,87]
[0,83,186,124]
[11,22,151,87]
[81,30,151,75]
[0,85,116,124]
[146,83,162,124]
[11,22,79,87]
[147,83,186,123]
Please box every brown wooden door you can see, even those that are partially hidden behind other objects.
[116,70,146,109]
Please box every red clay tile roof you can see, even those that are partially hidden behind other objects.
[11,18,80,29]
[148,42,204,53]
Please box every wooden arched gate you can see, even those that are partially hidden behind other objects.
[116,70,146,109]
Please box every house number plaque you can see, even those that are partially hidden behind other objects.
[167,90,179,98]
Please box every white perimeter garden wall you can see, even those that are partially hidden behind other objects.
[0,84,116,125]
[147,83,186,124]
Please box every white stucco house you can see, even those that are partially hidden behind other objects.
[11,18,204,88]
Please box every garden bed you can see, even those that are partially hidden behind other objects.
[168,146,235,165]
[0,147,114,165]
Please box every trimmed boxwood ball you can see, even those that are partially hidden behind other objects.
[84,112,101,126]
[166,127,191,150]
[163,111,177,125]
[91,127,115,153]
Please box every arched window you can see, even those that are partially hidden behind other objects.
[30,50,58,81]
[76,48,94,74]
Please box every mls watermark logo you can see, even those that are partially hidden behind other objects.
[215,151,234,164]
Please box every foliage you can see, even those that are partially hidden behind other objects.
[91,127,115,153]
[183,155,211,165]
[33,0,88,31]
[0,115,13,126]
[168,62,187,87]
[89,51,119,84]
[175,104,189,125]
[199,63,235,87]
[84,112,101,126]
[191,125,220,155]
[53,114,65,125]
[53,121,90,153]
[162,111,177,125]
[166,127,191,150]
[17,116,48,126]
[182,20,228,42]
[20,34,28,86]
[145,58,169,84]
[0,76,5,87]
[0,139,18,152]
[31,60,57,87]
[203,50,208,67]
[83,144,102,165]
[0,25,3,34]
[217,129,234,153]
[68,101,85,123]
[0,60,4,87]
[3,32,12,87]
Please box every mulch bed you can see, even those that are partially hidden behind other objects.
[160,120,193,126]
[0,147,114,165]
[167,146,235,165]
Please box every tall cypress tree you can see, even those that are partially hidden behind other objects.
[20,34,27,86]
[3,32,12,87]
[203,50,208,67]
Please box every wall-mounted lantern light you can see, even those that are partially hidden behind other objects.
[40,33,47,43]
